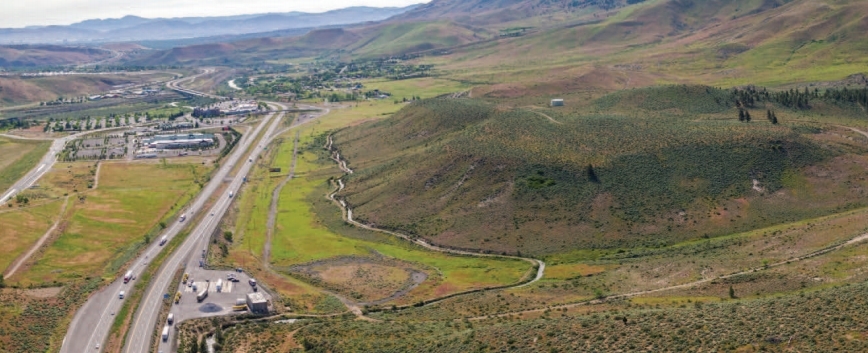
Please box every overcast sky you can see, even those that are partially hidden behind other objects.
[1,0,427,28]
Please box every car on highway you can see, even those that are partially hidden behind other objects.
[95,343,100,350]
[119,291,125,299]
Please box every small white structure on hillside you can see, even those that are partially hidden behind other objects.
[551,99,564,107]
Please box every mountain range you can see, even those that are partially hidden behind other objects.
[0,6,419,45]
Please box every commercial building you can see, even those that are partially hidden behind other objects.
[246,292,268,314]
[145,133,215,150]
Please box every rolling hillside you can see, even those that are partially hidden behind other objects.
[439,0,868,88]
[126,0,868,90]
[0,45,111,67]
[130,21,486,65]
[0,74,163,106]
[331,87,868,255]
[0,6,419,45]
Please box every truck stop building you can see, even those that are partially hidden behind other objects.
[246,292,268,314]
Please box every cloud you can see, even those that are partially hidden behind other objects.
[2,0,425,28]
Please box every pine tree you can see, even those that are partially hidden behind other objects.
[587,164,600,183]
[745,110,752,122]
[729,285,736,299]
[772,111,779,125]
[738,109,745,122]
[767,109,773,122]
[199,338,206,353]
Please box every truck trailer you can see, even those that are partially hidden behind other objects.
[123,270,133,283]
[197,289,208,302]
[162,326,169,342]
[216,279,223,292]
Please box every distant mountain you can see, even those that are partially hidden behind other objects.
[392,0,635,25]
[0,5,420,44]
[129,20,485,66]
[69,15,151,32]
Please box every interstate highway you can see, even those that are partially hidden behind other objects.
[59,101,283,353]
[125,102,286,353]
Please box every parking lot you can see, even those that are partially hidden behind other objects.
[169,267,266,324]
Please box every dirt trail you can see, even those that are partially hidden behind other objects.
[263,131,300,264]
[844,126,868,140]
[524,108,563,124]
[4,196,70,278]
[465,229,868,320]
[325,135,546,299]
[92,162,102,189]
[252,105,372,320]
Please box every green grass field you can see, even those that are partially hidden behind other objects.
[14,161,209,284]
[231,91,531,306]
[0,199,63,272]
[0,136,50,195]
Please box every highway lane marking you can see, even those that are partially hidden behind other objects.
[125,112,277,353]
[0,188,15,203]
[126,107,285,352]
[86,196,193,350]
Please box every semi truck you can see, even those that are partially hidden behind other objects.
[159,235,168,246]
[123,270,133,283]
[167,313,174,325]
[162,326,169,342]
[216,279,223,292]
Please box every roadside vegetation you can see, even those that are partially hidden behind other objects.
[0,136,50,193]
[10,160,211,286]
[233,279,868,352]
[332,86,868,256]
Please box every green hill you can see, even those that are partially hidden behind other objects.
[441,0,868,88]
[131,21,485,65]
[332,86,868,255]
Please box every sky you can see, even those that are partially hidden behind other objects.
[1,0,427,28]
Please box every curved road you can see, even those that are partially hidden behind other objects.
[0,126,127,205]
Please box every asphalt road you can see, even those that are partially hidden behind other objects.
[57,84,282,352]
[166,69,223,99]
[60,108,277,353]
